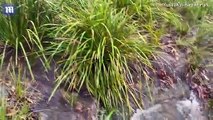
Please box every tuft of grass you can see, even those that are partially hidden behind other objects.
[0,0,52,78]
[0,70,39,119]
[11,103,30,120]
[8,63,25,98]
[0,98,7,120]
[47,0,155,112]
[164,0,213,70]
[160,0,213,25]
[176,10,212,70]
[99,109,116,120]
[111,0,185,41]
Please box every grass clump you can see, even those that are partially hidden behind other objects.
[112,0,184,43]
[0,67,40,120]
[160,0,212,25]
[0,98,7,120]
[47,0,155,111]
[175,1,213,70]
[0,0,52,77]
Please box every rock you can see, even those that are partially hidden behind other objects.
[131,104,163,120]
[0,85,8,98]
[131,92,208,120]
[30,59,98,120]
[176,92,208,120]
[152,80,190,104]
[136,74,191,110]
[36,95,97,120]
[131,101,184,120]
[33,87,97,120]
[39,111,84,120]
[130,48,210,120]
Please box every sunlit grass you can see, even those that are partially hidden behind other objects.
[46,0,156,112]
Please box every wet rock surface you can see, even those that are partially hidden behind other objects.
[130,31,212,120]
[30,59,98,120]
[131,91,208,120]
[131,82,210,120]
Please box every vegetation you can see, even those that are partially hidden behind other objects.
[0,0,52,78]
[0,64,39,120]
[48,0,153,111]
[0,0,212,119]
